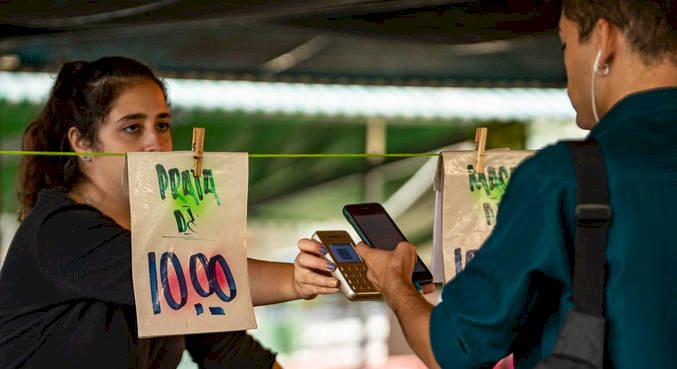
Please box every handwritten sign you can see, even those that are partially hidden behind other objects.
[128,152,255,337]
[431,150,533,283]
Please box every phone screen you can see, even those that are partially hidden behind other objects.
[351,213,428,273]
[344,203,433,283]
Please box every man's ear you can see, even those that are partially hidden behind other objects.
[67,127,92,153]
[593,18,619,66]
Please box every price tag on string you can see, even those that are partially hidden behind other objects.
[127,151,255,337]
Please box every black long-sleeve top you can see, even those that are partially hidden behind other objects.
[0,189,276,369]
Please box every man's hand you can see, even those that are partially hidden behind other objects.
[355,241,441,369]
[354,241,418,298]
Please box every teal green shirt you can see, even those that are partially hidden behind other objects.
[430,88,677,369]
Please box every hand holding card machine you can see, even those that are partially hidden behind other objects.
[312,230,380,301]
[343,203,434,286]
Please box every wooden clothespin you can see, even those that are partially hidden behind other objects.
[474,127,487,173]
[192,127,205,175]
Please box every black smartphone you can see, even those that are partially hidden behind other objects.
[343,202,433,285]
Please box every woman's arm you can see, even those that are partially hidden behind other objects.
[247,239,339,305]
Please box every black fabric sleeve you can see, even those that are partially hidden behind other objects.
[37,204,135,305]
[185,331,277,369]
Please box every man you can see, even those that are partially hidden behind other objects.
[352,1,676,368]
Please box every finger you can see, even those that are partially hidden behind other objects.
[395,241,417,265]
[299,271,339,289]
[395,241,416,255]
[312,286,340,295]
[421,283,435,295]
[354,242,371,258]
[295,252,334,272]
[297,238,327,256]
[354,243,376,269]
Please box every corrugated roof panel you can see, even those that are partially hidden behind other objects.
[0,71,575,121]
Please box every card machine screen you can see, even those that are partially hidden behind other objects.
[328,243,361,263]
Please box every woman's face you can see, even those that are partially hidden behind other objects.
[87,79,172,191]
[97,79,173,153]
[560,13,597,129]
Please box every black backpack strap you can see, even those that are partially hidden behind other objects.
[566,138,612,317]
[533,139,611,369]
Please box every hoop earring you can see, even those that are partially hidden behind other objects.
[80,155,91,163]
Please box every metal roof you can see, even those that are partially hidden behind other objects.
[0,1,564,87]
[0,71,574,121]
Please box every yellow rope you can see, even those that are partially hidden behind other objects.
[0,151,439,158]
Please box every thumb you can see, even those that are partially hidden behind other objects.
[354,242,371,258]
[394,241,417,262]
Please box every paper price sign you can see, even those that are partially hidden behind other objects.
[432,150,534,283]
[128,152,255,337]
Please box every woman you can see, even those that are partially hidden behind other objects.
[0,57,339,369]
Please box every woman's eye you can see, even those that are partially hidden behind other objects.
[157,122,171,131]
[123,125,139,133]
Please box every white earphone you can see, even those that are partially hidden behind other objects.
[591,50,610,123]
[594,50,602,73]
[593,50,610,76]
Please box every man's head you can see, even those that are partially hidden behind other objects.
[563,0,676,65]
[559,0,677,128]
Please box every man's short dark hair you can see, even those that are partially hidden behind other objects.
[563,0,677,65]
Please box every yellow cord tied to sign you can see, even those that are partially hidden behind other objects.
[0,151,440,158]
[0,150,126,157]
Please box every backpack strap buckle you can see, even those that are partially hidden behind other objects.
[576,203,612,226]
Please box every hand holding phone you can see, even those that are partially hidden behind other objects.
[343,203,433,286]
[311,230,381,301]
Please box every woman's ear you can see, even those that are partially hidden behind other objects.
[67,127,92,153]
